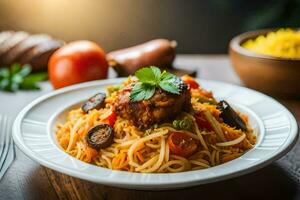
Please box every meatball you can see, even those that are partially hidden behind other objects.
[113,82,191,128]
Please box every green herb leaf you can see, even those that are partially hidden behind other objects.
[150,66,161,82]
[19,72,47,90]
[10,63,21,75]
[12,74,23,84]
[173,117,193,130]
[18,64,32,77]
[0,68,9,78]
[0,64,47,92]
[10,81,19,92]
[135,66,161,85]
[24,72,48,82]
[160,70,176,81]
[130,83,155,102]
[159,71,180,94]
[19,81,40,90]
[0,79,9,90]
[159,80,180,94]
[130,66,181,102]
[143,85,156,99]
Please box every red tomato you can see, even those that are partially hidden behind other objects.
[105,111,117,127]
[194,112,213,131]
[167,132,198,158]
[48,40,108,89]
[182,75,199,89]
[200,89,213,98]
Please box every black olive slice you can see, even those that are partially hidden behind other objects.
[82,93,106,113]
[177,78,188,92]
[217,100,248,132]
[86,124,114,150]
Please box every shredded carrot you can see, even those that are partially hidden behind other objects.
[84,146,98,162]
[134,143,145,153]
[112,152,128,170]
[120,149,128,153]
[135,151,144,163]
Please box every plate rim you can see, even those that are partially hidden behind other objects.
[12,78,299,189]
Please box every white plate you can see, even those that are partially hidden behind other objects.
[12,78,298,190]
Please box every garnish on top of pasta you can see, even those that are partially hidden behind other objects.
[56,66,256,173]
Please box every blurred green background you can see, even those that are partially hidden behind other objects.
[0,0,299,53]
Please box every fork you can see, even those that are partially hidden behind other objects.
[0,115,15,180]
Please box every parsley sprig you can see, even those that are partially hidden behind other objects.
[0,63,47,92]
[130,66,180,102]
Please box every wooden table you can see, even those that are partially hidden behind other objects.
[1,55,300,200]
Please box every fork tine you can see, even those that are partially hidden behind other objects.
[0,115,2,142]
[0,115,3,143]
[0,115,7,155]
[0,116,15,180]
[0,116,10,169]
[0,136,14,179]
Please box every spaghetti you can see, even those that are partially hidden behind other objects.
[56,77,256,173]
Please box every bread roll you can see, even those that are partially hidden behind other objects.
[20,39,64,70]
[0,31,14,45]
[2,34,52,65]
[0,31,29,58]
[0,31,64,70]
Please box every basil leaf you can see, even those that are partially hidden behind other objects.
[0,79,9,90]
[19,72,47,90]
[0,68,9,78]
[143,84,156,100]
[160,71,177,81]
[10,81,19,92]
[0,64,46,92]
[18,64,32,77]
[135,67,157,85]
[150,66,161,82]
[10,63,21,75]
[130,66,182,102]
[12,74,23,84]
[130,90,146,102]
[159,71,180,94]
[19,82,40,90]
[23,72,48,82]
[131,82,143,91]
[159,81,180,94]
[130,83,155,102]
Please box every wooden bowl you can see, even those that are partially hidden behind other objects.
[229,29,300,98]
